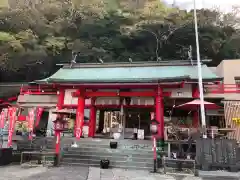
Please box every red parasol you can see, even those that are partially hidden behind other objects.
[176,99,221,110]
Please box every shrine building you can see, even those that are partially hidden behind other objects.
[16,60,223,141]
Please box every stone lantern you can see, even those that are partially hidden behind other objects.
[53,117,68,166]
[53,118,68,132]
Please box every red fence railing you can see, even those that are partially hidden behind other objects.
[20,85,58,95]
[204,84,240,94]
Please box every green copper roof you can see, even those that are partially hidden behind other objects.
[36,64,221,83]
[0,83,24,99]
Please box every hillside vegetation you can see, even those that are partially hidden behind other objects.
[0,0,240,81]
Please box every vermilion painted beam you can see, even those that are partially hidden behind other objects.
[63,104,154,109]
[20,92,57,95]
[7,97,17,101]
[72,91,171,97]
[24,82,185,89]
[65,84,182,89]
[57,89,65,110]
[87,91,155,97]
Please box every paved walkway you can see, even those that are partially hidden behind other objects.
[99,168,201,180]
[0,165,89,180]
[0,165,239,180]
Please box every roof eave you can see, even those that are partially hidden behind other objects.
[34,77,222,85]
[41,76,190,84]
[190,77,223,82]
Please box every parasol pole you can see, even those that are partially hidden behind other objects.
[193,0,207,138]
[138,113,141,129]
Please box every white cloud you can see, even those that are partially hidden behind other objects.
[162,0,240,12]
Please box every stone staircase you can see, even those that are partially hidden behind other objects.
[61,138,154,171]
[16,137,55,151]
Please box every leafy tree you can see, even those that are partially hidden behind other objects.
[0,0,240,82]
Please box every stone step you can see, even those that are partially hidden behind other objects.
[63,151,153,158]
[63,144,152,151]
[35,137,152,144]
[62,145,152,151]
[64,150,153,158]
[44,138,153,151]
[61,152,153,167]
[64,147,152,154]
[65,145,153,151]
[62,157,152,165]
[63,155,153,162]
[61,138,152,145]
[61,161,153,170]
[60,138,154,170]
[17,138,55,146]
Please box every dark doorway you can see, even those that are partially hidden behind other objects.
[34,111,49,137]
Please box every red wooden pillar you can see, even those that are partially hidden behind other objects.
[89,98,96,137]
[55,88,64,155]
[155,85,164,141]
[57,89,65,110]
[55,131,61,154]
[192,84,200,99]
[192,84,200,127]
[75,89,85,139]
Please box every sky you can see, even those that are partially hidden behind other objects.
[162,0,240,12]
